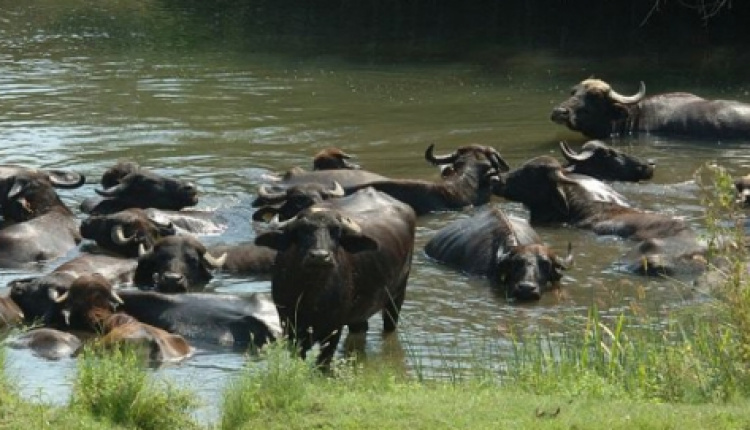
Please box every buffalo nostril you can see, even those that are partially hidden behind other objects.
[308,249,332,265]
[515,282,542,301]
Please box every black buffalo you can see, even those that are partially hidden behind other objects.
[255,187,416,366]
[425,208,572,301]
[559,141,655,182]
[251,182,345,222]
[80,208,177,257]
[735,174,750,207]
[9,277,280,348]
[82,161,199,215]
[551,78,750,139]
[343,144,510,216]
[492,156,704,275]
[133,235,228,293]
[0,171,85,267]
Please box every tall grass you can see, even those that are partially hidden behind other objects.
[70,344,197,430]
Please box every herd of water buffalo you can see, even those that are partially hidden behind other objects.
[2,77,750,367]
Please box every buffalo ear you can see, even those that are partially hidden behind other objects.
[255,231,288,251]
[340,235,378,254]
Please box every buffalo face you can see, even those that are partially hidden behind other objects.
[495,243,572,301]
[551,79,646,139]
[252,182,345,222]
[134,236,226,293]
[560,141,655,182]
[0,173,79,223]
[51,273,123,330]
[80,208,177,257]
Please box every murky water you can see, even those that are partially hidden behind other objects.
[2,1,750,423]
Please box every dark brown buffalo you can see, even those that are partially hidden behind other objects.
[551,78,750,139]
[251,182,345,222]
[82,161,199,215]
[313,147,360,170]
[343,144,510,216]
[9,277,280,348]
[559,141,655,182]
[492,156,704,275]
[50,274,194,363]
[255,187,416,366]
[0,171,85,267]
[80,208,177,257]
[425,208,572,301]
[735,174,750,206]
[133,235,227,293]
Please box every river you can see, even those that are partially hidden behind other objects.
[2,0,750,423]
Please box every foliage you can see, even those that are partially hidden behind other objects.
[71,344,197,430]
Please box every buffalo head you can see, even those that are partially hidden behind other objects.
[80,208,177,257]
[50,273,123,331]
[134,235,227,293]
[495,241,572,301]
[735,174,750,207]
[313,147,360,170]
[91,162,198,213]
[255,208,378,266]
[252,182,345,222]
[8,274,72,324]
[551,79,646,139]
[0,172,81,222]
[560,141,655,182]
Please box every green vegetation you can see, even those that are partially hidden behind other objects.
[3,163,750,429]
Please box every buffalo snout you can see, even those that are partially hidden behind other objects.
[513,281,542,302]
[550,107,570,124]
[305,249,334,266]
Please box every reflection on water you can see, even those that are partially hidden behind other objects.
[1,0,750,424]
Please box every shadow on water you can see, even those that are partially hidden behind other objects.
[1,0,750,424]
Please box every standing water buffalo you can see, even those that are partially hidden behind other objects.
[551,78,750,139]
[559,141,655,182]
[255,187,416,366]
[425,208,572,301]
[343,144,510,216]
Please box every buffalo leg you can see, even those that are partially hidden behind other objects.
[347,321,368,334]
[383,278,407,332]
[316,329,343,368]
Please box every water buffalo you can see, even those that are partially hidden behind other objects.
[559,141,655,182]
[313,147,360,170]
[80,208,177,257]
[0,172,85,267]
[9,277,280,348]
[50,274,194,363]
[255,187,416,366]
[6,328,82,360]
[492,156,704,275]
[133,235,227,293]
[425,208,572,301]
[82,161,199,215]
[551,78,750,139]
[207,242,276,275]
[735,174,750,206]
[251,182,345,222]
[343,144,510,216]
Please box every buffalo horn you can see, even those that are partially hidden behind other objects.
[424,144,458,165]
[556,242,574,269]
[110,290,124,305]
[111,225,134,245]
[47,171,86,189]
[6,182,23,200]
[95,182,127,197]
[256,184,288,203]
[268,214,298,230]
[339,216,362,235]
[490,151,511,173]
[552,168,580,186]
[202,251,227,269]
[608,81,646,105]
[323,181,345,198]
[559,141,591,162]
[52,290,69,304]
[138,243,151,257]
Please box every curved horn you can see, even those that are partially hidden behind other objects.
[555,242,574,269]
[111,225,134,245]
[110,290,124,305]
[202,251,227,269]
[138,243,152,257]
[255,184,288,204]
[424,144,458,165]
[559,141,591,162]
[47,171,86,189]
[323,181,345,198]
[95,183,127,197]
[7,182,23,200]
[53,290,69,304]
[608,81,646,105]
[268,214,298,230]
[489,150,511,172]
[552,168,580,186]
